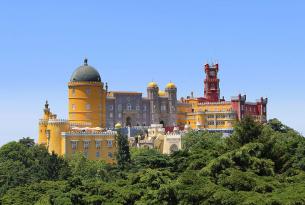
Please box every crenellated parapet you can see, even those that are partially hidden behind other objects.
[68,81,104,88]
[61,130,117,137]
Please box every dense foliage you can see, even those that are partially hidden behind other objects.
[1,118,305,204]
[116,128,131,170]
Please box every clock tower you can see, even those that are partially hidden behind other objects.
[204,63,220,102]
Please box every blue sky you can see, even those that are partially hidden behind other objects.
[0,1,304,145]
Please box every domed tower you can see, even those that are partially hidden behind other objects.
[68,59,106,127]
[147,82,160,124]
[165,82,177,126]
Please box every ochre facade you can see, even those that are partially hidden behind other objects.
[38,59,116,163]
[38,59,268,161]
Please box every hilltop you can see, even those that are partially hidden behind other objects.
[1,117,305,204]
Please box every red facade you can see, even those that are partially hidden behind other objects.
[203,64,220,102]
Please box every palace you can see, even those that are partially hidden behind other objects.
[176,63,267,134]
[38,59,267,161]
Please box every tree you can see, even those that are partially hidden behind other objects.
[267,118,292,133]
[19,137,35,148]
[0,139,70,197]
[229,116,263,146]
[116,128,131,169]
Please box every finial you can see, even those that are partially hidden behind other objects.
[84,58,88,66]
[45,100,49,109]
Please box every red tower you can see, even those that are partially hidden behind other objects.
[204,64,220,102]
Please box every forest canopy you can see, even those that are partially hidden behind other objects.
[1,117,305,205]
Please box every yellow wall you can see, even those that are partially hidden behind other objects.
[68,82,106,128]
[46,122,69,155]
[63,133,116,163]
[38,121,48,145]
[176,103,192,126]
[179,99,237,130]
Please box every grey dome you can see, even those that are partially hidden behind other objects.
[70,59,101,82]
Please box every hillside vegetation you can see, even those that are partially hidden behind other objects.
[1,117,305,205]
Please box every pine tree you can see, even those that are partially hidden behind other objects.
[116,127,131,169]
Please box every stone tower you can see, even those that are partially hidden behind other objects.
[204,63,220,102]
[147,82,160,124]
[165,82,177,126]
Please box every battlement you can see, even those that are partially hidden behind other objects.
[198,101,231,106]
[68,81,103,87]
[61,130,116,137]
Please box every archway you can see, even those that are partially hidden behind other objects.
[126,116,132,127]
[169,144,179,154]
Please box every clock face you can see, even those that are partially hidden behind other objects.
[210,71,216,76]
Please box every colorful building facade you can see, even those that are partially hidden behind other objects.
[176,63,267,134]
[39,59,116,163]
[38,59,267,160]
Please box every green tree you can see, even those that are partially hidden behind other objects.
[229,116,263,146]
[116,128,131,169]
[0,139,70,197]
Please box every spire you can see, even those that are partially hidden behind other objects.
[45,100,49,109]
[44,100,50,114]
[84,58,88,66]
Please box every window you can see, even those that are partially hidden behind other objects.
[72,104,76,111]
[72,88,75,96]
[207,115,214,119]
[161,104,166,112]
[143,105,147,111]
[109,105,113,110]
[86,88,91,95]
[107,140,113,147]
[109,112,113,118]
[216,121,225,126]
[118,113,122,118]
[71,141,77,150]
[96,151,100,158]
[95,141,101,149]
[118,104,122,111]
[108,152,113,158]
[136,105,140,111]
[84,141,90,149]
[127,104,132,110]
[208,121,215,125]
[217,114,225,119]
[86,103,91,110]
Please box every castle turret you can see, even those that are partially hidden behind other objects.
[38,100,51,145]
[68,58,106,127]
[204,63,220,102]
[147,82,160,124]
[165,82,177,126]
